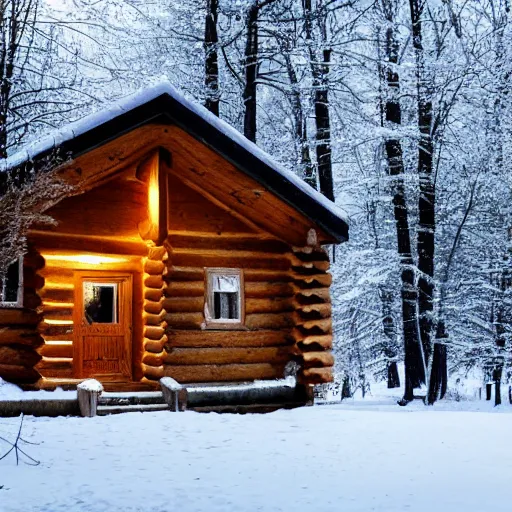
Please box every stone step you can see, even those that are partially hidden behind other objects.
[99,391,165,407]
[97,403,169,416]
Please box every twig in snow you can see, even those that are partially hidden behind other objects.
[0,414,40,466]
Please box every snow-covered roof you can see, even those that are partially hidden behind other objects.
[1,81,348,242]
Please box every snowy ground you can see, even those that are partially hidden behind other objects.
[1,395,511,512]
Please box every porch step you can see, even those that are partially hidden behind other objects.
[97,403,169,416]
[99,391,165,407]
[97,390,168,415]
[102,382,159,392]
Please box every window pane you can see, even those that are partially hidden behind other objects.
[84,282,118,324]
[213,291,239,320]
[1,260,20,303]
[212,275,239,292]
[228,292,239,319]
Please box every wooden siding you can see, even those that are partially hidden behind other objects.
[33,172,147,240]
[141,233,301,383]
[0,247,43,383]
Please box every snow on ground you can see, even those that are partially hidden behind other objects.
[0,378,76,401]
[1,400,511,512]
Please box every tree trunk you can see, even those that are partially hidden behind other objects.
[0,22,15,159]
[204,0,220,116]
[409,0,435,370]
[379,286,400,388]
[0,72,9,159]
[283,52,315,188]
[243,2,259,142]
[494,367,502,406]
[0,104,8,159]
[314,49,334,201]
[382,22,424,402]
[388,362,400,389]
[302,0,334,200]
[427,320,448,404]
[493,301,505,407]
[341,376,351,399]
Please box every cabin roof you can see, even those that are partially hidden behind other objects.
[1,81,348,242]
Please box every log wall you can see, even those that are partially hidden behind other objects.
[0,246,44,384]
[144,232,299,384]
[37,262,75,379]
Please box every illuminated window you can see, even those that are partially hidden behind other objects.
[0,258,23,307]
[83,282,118,324]
[204,268,244,328]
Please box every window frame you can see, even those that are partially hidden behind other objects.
[203,267,245,330]
[0,256,24,308]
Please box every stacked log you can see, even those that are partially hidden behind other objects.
[291,238,334,385]
[36,255,75,379]
[141,246,168,382]
[0,248,44,384]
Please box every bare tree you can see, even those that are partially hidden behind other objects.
[0,0,88,157]
[0,161,71,277]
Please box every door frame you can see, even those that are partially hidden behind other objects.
[73,271,133,381]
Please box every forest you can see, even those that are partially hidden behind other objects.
[0,0,511,405]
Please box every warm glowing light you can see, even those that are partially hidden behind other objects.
[45,319,73,325]
[44,340,72,346]
[44,254,128,265]
[44,282,74,290]
[149,175,160,227]
[43,301,74,308]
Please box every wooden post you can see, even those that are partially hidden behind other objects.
[77,379,103,417]
[160,376,187,411]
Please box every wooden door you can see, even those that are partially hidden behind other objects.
[74,272,133,380]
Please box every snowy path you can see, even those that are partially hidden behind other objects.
[1,403,511,512]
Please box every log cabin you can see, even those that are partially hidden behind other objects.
[0,82,348,406]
